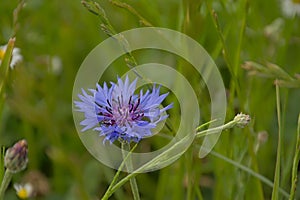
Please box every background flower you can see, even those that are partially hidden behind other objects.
[0,45,23,69]
[281,0,300,17]
[14,183,33,199]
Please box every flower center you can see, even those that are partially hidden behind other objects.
[17,188,29,199]
[293,0,300,4]
[0,49,5,60]
[112,95,143,126]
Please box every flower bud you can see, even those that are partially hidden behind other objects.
[4,139,28,173]
[257,131,268,144]
[234,113,251,128]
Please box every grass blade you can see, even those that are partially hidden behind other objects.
[289,114,300,200]
[0,38,15,96]
[271,82,282,200]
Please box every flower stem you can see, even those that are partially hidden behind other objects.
[102,114,251,198]
[101,143,138,200]
[109,135,191,195]
[0,170,13,200]
[196,113,250,138]
[195,120,236,138]
[122,142,140,200]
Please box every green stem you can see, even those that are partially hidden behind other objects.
[271,82,282,200]
[160,132,289,198]
[101,167,123,200]
[205,0,243,119]
[289,114,300,200]
[109,135,191,195]
[101,143,138,200]
[204,1,240,92]
[206,146,290,199]
[0,170,13,200]
[194,184,204,200]
[107,126,291,199]
[103,117,291,199]
[196,120,236,138]
[0,147,4,182]
[12,0,26,37]
[109,0,153,27]
[122,142,140,200]
[81,0,143,79]
[233,0,248,75]
[195,119,218,132]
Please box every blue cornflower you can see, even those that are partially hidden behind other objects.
[74,76,173,143]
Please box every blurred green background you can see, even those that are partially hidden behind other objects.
[1,0,300,199]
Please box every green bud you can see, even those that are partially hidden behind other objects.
[4,139,28,173]
[234,113,251,128]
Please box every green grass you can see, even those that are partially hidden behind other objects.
[1,0,300,199]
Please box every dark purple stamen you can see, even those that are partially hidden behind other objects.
[105,106,113,114]
[107,99,112,107]
[133,98,140,112]
[95,101,102,108]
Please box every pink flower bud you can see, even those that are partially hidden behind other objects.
[4,140,28,173]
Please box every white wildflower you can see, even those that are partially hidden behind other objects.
[14,183,33,199]
[0,45,23,69]
[281,0,300,18]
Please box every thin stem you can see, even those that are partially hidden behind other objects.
[289,114,300,200]
[122,142,140,200]
[206,147,290,199]
[108,130,291,199]
[109,0,153,27]
[204,1,240,92]
[81,0,143,79]
[233,0,248,75]
[0,170,13,200]
[101,143,138,200]
[194,184,204,200]
[109,135,191,195]
[204,0,242,119]
[12,0,26,37]
[160,132,289,198]
[271,82,282,200]
[0,147,4,182]
[195,119,218,132]
[104,117,290,199]
[196,120,236,138]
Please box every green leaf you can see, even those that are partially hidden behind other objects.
[0,38,15,97]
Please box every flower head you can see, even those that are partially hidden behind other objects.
[75,76,173,143]
[4,139,28,173]
[14,183,33,199]
[0,44,23,69]
[281,0,300,18]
